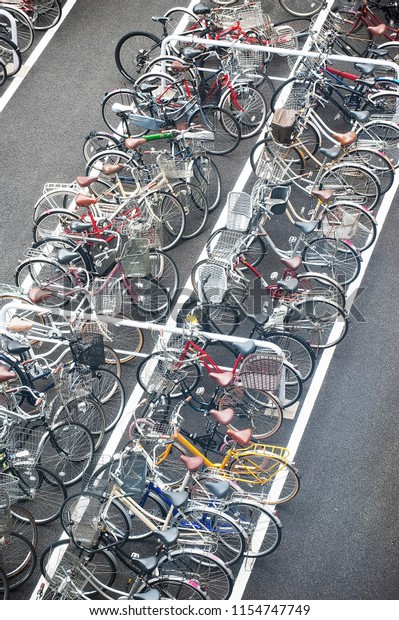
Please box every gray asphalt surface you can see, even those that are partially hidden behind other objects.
[1,0,399,603]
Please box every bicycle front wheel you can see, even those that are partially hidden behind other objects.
[188,104,242,156]
[219,83,268,139]
[123,276,170,323]
[225,498,282,558]
[140,191,186,251]
[258,330,316,383]
[30,0,62,30]
[278,0,324,17]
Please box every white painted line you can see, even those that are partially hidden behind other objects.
[0,0,79,113]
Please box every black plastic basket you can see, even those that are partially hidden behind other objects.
[70,334,105,369]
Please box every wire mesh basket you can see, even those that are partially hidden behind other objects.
[0,423,45,467]
[197,263,228,304]
[255,148,291,184]
[238,352,284,391]
[45,550,94,599]
[90,277,122,317]
[271,25,298,54]
[231,46,266,72]
[206,229,246,265]
[117,449,148,499]
[0,472,28,505]
[157,153,194,180]
[334,1,359,9]
[125,217,164,250]
[226,191,252,232]
[120,238,151,278]
[319,207,361,240]
[152,331,186,353]
[77,320,113,342]
[213,2,271,31]
[69,334,106,369]
[140,355,189,395]
[55,366,93,402]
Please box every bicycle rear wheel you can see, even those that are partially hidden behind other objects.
[115,31,161,82]
[278,0,324,17]
[256,330,316,383]
[0,532,37,591]
[287,297,349,349]
[301,236,361,286]
[15,464,67,524]
[15,257,76,307]
[318,162,381,211]
[219,83,268,139]
[30,0,62,30]
[90,367,126,434]
[139,191,186,251]
[225,498,282,558]
[173,181,209,240]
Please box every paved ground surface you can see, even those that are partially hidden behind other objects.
[1,0,399,602]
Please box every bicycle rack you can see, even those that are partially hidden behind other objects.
[0,9,19,68]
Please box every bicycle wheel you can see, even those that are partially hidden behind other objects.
[331,9,372,57]
[301,236,361,286]
[191,155,222,212]
[163,8,198,35]
[171,505,247,567]
[149,250,179,302]
[288,297,349,349]
[0,6,34,53]
[83,313,143,365]
[278,0,324,17]
[40,539,118,593]
[188,104,242,156]
[0,58,6,85]
[173,180,209,240]
[320,162,381,211]
[115,30,161,82]
[356,119,399,169]
[119,491,168,541]
[10,505,38,548]
[60,492,131,550]
[139,191,186,251]
[53,395,106,451]
[90,367,126,434]
[341,147,395,195]
[151,441,190,486]
[225,498,282,558]
[101,88,151,138]
[250,138,306,180]
[205,229,267,267]
[217,385,283,440]
[228,452,300,504]
[32,188,80,223]
[0,567,9,600]
[157,547,234,600]
[32,208,83,243]
[177,299,241,337]
[296,272,346,309]
[365,90,399,123]
[15,257,76,307]
[0,33,22,76]
[30,0,62,30]
[14,464,67,524]
[83,131,121,162]
[39,421,95,487]
[144,575,208,600]
[136,351,202,398]
[0,532,37,591]
[219,83,268,139]
[123,276,170,323]
[319,202,377,253]
[257,330,316,383]
[31,235,91,272]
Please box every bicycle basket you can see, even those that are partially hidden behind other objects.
[0,472,26,505]
[270,108,297,145]
[69,335,106,369]
[118,450,147,500]
[272,25,297,54]
[226,191,252,232]
[197,263,228,304]
[157,153,194,180]
[0,423,44,467]
[90,277,122,317]
[320,208,361,240]
[238,352,284,392]
[126,218,163,250]
[45,550,94,599]
[141,355,188,395]
[206,229,245,265]
[120,238,151,278]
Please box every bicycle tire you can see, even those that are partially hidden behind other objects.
[278,0,324,17]
[32,188,80,223]
[32,235,92,272]
[52,394,106,450]
[32,208,83,244]
[89,367,126,434]
[191,154,222,212]
[0,33,22,76]
[0,6,34,53]
[171,505,247,567]
[172,180,209,239]
[227,451,300,504]
[157,547,234,600]
[10,505,39,548]
[0,58,6,85]
[364,90,399,123]
[217,385,284,439]
[149,249,179,302]
[356,119,399,169]
[0,532,37,591]
[138,190,186,251]
[296,271,347,309]
[143,575,208,600]
[319,202,378,253]
[15,256,76,307]
[219,83,268,139]
[39,420,95,487]
[177,298,241,336]
[101,88,152,138]
[301,235,362,286]
[136,351,202,398]
[30,0,62,30]
[319,160,381,212]
[119,491,168,541]
[14,464,67,524]
[225,497,282,558]
[83,131,121,162]
[0,567,9,599]
[257,330,316,383]
[123,275,171,323]
[287,297,349,349]
[115,30,162,82]
[40,539,118,594]
[341,147,395,195]
[188,104,242,156]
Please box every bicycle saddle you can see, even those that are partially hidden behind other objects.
[130,589,160,601]
[354,63,375,76]
[193,3,212,15]
[154,527,179,547]
[294,220,318,235]
[125,137,147,150]
[6,340,31,355]
[161,489,189,509]
[70,221,93,233]
[205,480,232,499]
[331,131,357,147]
[75,193,97,207]
[151,16,169,24]
[180,454,204,472]
[28,287,53,304]
[318,145,341,160]
[102,163,126,175]
[57,248,81,265]
[368,24,387,37]
[8,317,33,333]
[181,47,204,60]
[129,555,158,575]
[232,340,256,356]
[348,109,370,123]
[276,278,299,294]
[170,60,192,73]
[311,189,334,204]
[208,370,234,388]
[280,256,303,271]
[76,176,97,188]
[226,427,252,447]
[210,408,235,426]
